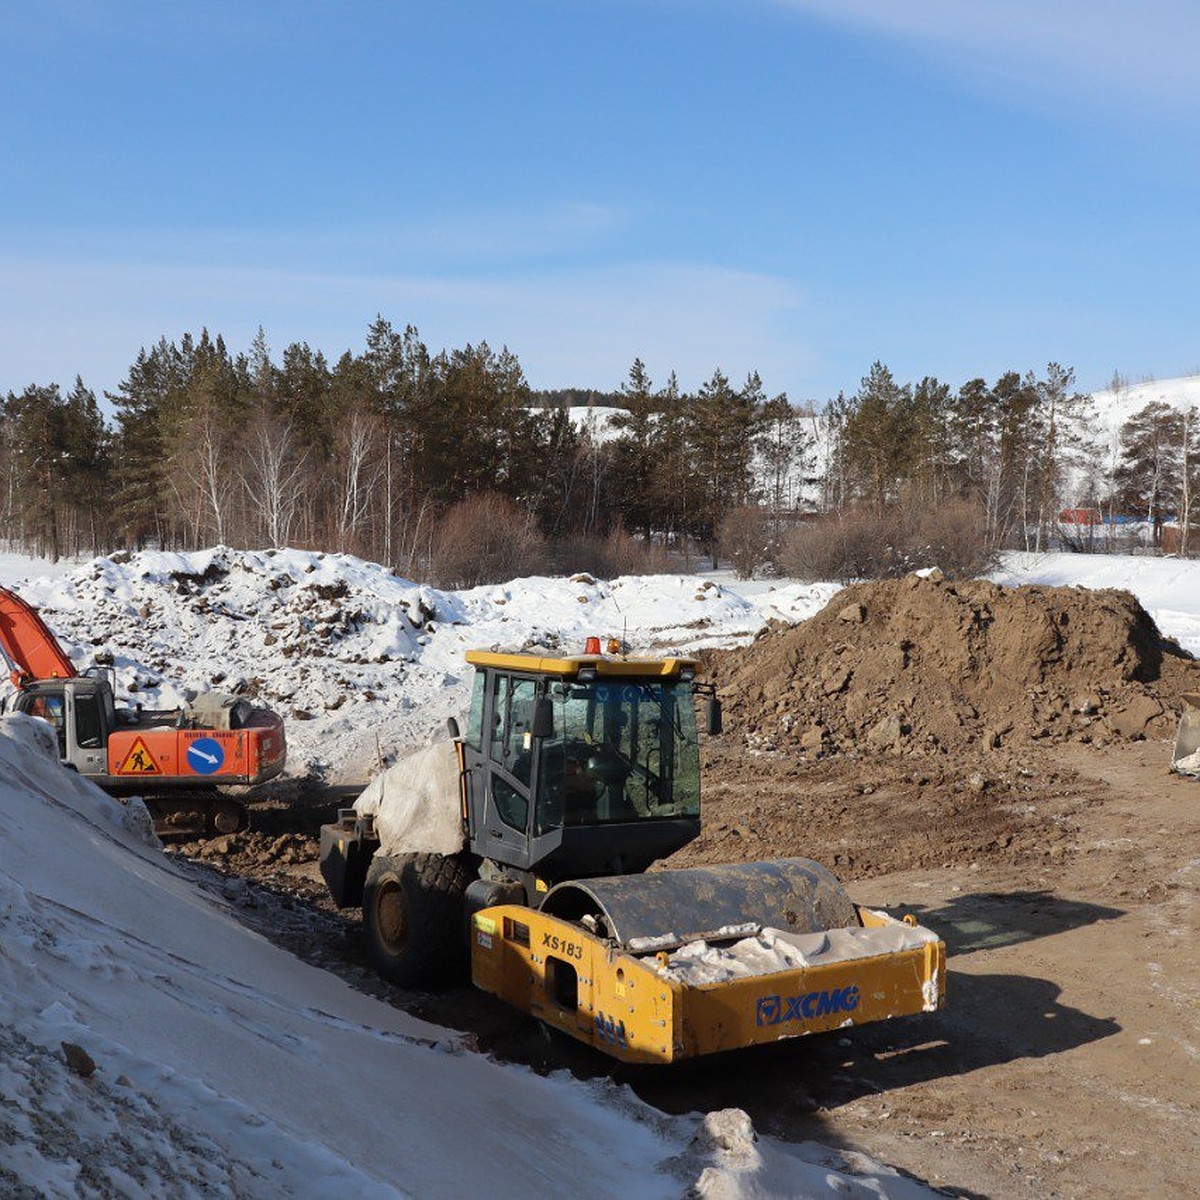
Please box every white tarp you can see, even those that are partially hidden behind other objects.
[353,740,466,857]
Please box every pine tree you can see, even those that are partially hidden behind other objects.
[686,368,764,565]
[610,359,660,540]
[836,362,914,509]
[108,338,188,546]
[61,377,112,555]
[1115,401,1185,544]
[6,384,66,557]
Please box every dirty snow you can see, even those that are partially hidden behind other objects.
[650,923,940,987]
[0,548,838,783]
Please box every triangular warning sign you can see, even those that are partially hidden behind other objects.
[117,736,161,775]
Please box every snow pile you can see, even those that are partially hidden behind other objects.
[0,713,937,1197]
[651,923,940,987]
[3,548,836,781]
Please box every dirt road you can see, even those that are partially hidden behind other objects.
[633,737,1197,1199]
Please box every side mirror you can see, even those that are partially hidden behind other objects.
[446,716,461,740]
[706,696,723,736]
[532,697,555,739]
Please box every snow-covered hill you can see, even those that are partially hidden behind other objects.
[566,373,1200,510]
[1079,374,1199,495]
[1088,374,1200,433]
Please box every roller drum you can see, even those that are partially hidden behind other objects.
[540,858,859,949]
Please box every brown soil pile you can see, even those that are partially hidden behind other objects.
[708,574,1200,759]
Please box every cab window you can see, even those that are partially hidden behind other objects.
[75,693,103,749]
[465,671,486,749]
[29,694,67,757]
[488,674,535,787]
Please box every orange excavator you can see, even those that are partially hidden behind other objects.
[0,584,285,833]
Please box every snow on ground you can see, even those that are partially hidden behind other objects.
[0,550,81,585]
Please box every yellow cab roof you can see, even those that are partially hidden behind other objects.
[465,649,699,679]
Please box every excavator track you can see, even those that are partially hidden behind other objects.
[141,791,249,838]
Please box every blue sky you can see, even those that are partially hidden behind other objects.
[2,0,1197,406]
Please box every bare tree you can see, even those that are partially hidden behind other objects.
[334,406,383,553]
[241,411,310,547]
[165,403,237,545]
[1180,406,1198,556]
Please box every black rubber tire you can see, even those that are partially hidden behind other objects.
[362,852,475,987]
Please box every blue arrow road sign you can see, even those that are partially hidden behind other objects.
[186,736,225,775]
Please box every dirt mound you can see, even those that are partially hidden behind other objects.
[708,574,1200,759]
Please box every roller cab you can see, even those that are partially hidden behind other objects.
[471,899,945,1065]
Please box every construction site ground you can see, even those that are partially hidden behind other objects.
[178,575,1200,1199]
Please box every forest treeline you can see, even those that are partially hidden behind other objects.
[2,318,1197,584]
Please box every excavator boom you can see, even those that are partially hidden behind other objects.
[0,586,77,687]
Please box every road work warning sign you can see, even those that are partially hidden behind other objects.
[117,737,161,774]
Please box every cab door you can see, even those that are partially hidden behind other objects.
[64,684,109,776]
[477,672,537,868]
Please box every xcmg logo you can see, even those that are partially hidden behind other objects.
[756,985,860,1026]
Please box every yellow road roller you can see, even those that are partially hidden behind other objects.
[320,645,945,1063]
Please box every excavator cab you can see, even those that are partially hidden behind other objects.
[14,676,115,772]
[458,651,705,885]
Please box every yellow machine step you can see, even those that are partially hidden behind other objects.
[471,903,945,1064]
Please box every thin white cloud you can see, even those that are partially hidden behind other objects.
[772,0,1200,114]
[3,203,633,272]
[0,255,816,401]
